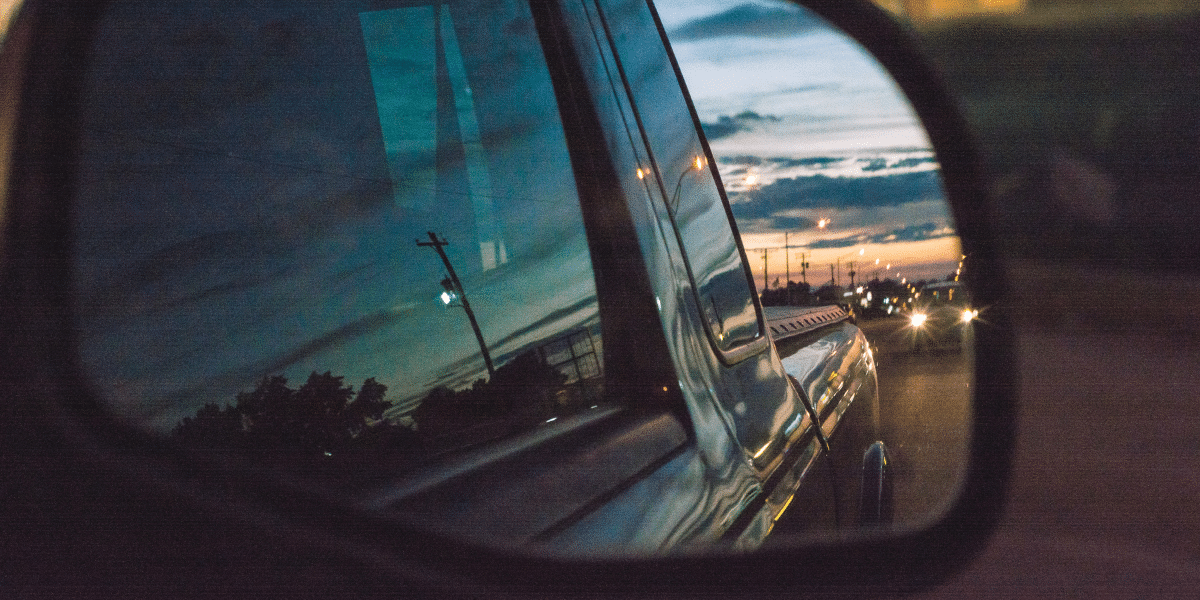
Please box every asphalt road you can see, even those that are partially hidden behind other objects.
[858,316,972,526]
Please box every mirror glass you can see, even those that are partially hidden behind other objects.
[69,0,970,554]
[657,0,971,527]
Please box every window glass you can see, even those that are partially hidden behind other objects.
[597,0,760,352]
[73,0,607,483]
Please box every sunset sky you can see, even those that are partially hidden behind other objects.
[657,0,961,287]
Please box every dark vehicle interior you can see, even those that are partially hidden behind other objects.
[2,0,1199,597]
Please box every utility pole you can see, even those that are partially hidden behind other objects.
[417,231,495,377]
[760,248,769,294]
[784,232,791,305]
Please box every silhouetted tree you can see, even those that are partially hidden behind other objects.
[761,280,812,306]
[173,401,243,448]
[173,372,416,461]
[174,352,577,472]
[344,378,388,436]
[412,349,567,448]
[812,284,842,305]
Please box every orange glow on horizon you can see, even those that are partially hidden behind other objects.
[744,234,962,289]
[871,0,1026,21]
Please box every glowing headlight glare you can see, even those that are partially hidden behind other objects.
[910,312,928,327]
[961,308,978,323]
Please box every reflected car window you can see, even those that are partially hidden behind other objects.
[599,0,762,353]
[72,0,609,483]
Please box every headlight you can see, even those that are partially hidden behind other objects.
[910,312,928,327]
[961,308,978,323]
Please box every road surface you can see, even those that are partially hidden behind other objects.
[858,316,973,526]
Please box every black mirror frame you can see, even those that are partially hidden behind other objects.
[0,0,1014,596]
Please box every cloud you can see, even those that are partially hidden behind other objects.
[892,156,938,169]
[701,111,781,140]
[727,167,949,235]
[732,110,779,122]
[669,4,822,41]
[769,156,844,168]
[804,222,954,249]
[806,236,862,249]
[881,222,953,243]
[703,118,743,140]
[859,158,890,172]
[769,215,817,231]
[720,155,764,166]
[731,170,944,220]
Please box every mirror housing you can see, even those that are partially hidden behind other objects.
[0,0,1014,594]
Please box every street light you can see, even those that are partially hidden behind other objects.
[439,277,458,305]
[417,231,495,377]
[669,155,707,213]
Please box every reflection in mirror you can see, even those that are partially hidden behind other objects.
[75,0,613,491]
[658,0,971,526]
[70,0,971,556]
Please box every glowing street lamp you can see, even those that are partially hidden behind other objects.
[439,277,458,305]
[417,231,495,377]
[669,155,708,212]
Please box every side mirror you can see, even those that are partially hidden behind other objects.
[1,0,1013,594]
